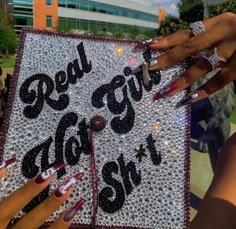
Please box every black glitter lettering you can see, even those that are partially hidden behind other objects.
[67,59,84,83]
[55,71,69,93]
[20,43,92,118]
[107,75,126,114]
[54,112,78,177]
[91,83,110,108]
[92,75,135,134]
[99,161,125,213]
[77,42,92,73]
[110,85,135,134]
[21,112,91,212]
[65,136,82,166]
[146,134,162,165]
[20,74,69,119]
[118,153,141,195]
[77,119,91,155]
[22,137,53,179]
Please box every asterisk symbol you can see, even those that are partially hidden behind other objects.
[135,144,147,163]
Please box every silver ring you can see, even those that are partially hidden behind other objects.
[203,48,227,70]
[189,21,205,36]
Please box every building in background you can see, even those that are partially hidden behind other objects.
[1,0,159,35]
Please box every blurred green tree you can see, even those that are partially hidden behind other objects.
[157,16,188,36]
[209,0,236,17]
[0,10,18,55]
[178,0,204,23]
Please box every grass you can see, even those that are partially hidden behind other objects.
[230,96,236,125]
[0,55,16,68]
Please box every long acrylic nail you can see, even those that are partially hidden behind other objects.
[176,93,199,108]
[132,64,143,74]
[143,63,150,86]
[35,163,66,184]
[153,82,178,101]
[0,155,17,169]
[55,172,84,198]
[132,39,158,52]
[63,198,86,222]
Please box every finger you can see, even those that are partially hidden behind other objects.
[195,70,236,102]
[0,155,17,180]
[190,133,236,229]
[176,53,236,107]
[50,198,85,229]
[174,67,234,108]
[0,163,65,228]
[153,58,212,102]
[149,12,235,50]
[152,43,231,101]
[195,51,236,100]
[171,46,230,94]
[148,21,234,71]
[149,29,193,49]
[12,172,84,229]
[0,169,5,180]
[12,189,73,229]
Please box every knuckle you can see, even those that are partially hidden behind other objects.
[24,179,42,195]
[41,195,63,212]
[228,16,236,26]
[183,75,193,86]
[222,12,235,19]
[160,53,170,66]
[50,195,64,208]
[182,38,197,51]
[183,29,192,36]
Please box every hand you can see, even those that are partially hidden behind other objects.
[146,12,236,106]
[0,159,85,229]
[190,132,236,229]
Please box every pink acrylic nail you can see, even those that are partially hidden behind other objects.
[55,172,84,198]
[63,198,86,222]
[0,155,17,169]
[132,39,158,52]
[35,163,66,184]
[153,81,178,101]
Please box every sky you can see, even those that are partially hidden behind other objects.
[128,0,180,17]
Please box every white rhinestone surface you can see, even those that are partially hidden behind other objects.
[0,31,189,229]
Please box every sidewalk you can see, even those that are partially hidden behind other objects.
[190,123,236,220]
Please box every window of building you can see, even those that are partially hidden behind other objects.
[68,19,77,30]
[14,0,33,5]
[80,20,88,30]
[58,0,66,7]
[46,16,52,28]
[46,0,52,5]
[67,0,76,8]
[58,1,157,23]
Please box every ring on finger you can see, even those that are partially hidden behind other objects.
[203,48,227,70]
[189,21,205,36]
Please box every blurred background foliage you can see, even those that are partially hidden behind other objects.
[157,0,236,37]
[0,10,18,55]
